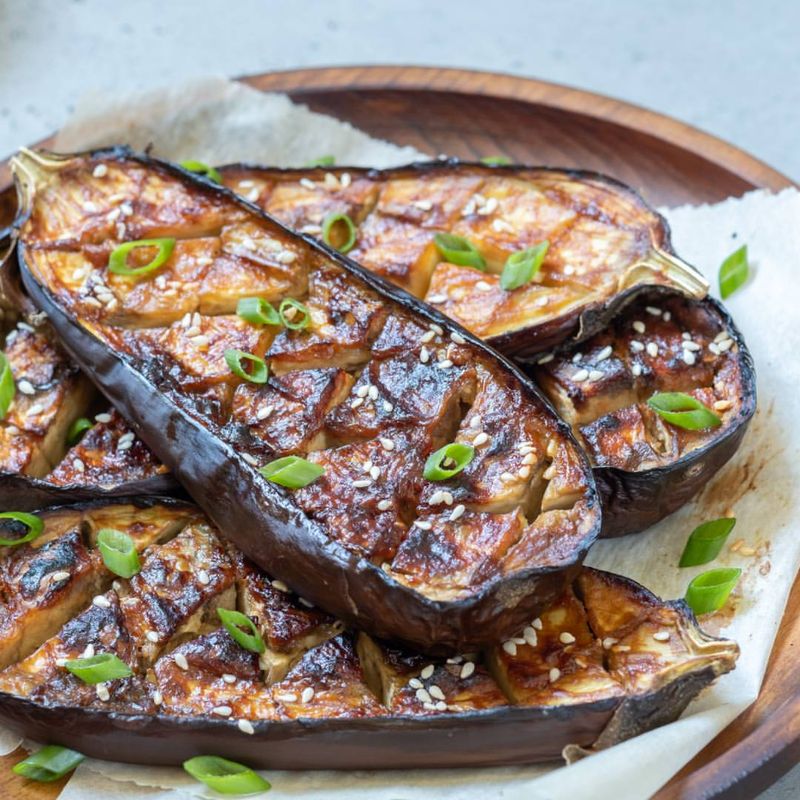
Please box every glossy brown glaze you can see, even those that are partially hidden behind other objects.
[13,147,600,652]
[0,498,737,769]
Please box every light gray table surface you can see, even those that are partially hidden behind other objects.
[0,1,797,797]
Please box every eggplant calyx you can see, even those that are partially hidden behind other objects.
[621,247,709,300]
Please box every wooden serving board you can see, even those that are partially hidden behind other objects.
[0,66,795,800]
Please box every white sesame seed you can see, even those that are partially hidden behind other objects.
[420,329,436,344]
[595,345,613,362]
[96,683,110,702]
[714,331,729,343]
[416,688,433,703]
[449,504,465,522]
[271,580,289,593]
[542,464,556,480]
[340,173,352,188]
[408,677,423,689]
[278,251,298,264]
[429,684,446,701]
[237,719,255,734]
[379,437,395,451]
[353,478,372,489]
[522,453,536,466]
[276,692,298,703]
[435,700,448,711]
[82,644,95,658]
[419,347,430,364]
[475,281,492,292]
[356,384,369,398]
[256,405,273,421]
[93,595,111,608]
[683,340,701,351]
[682,350,696,366]
[93,164,108,178]
[709,342,721,355]
[383,401,394,412]
[377,499,392,511]
[413,200,433,211]
[714,399,733,411]
[197,570,211,585]
[83,201,97,213]
[447,656,463,664]
[537,353,554,364]
[146,631,159,643]
[73,458,85,473]
[429,490,445,505]
[368,385,379,401]
[153,690,163,706]
[369,465,381,481]
[502,640,518,656]
[663,311,672,321]
[549,668,561,682]
[588,370,604,382]
[602,637,618,649]
[717,338,733,352]
[645,306,662,316]
[414,520,433,530]
[532,617,543,630]
[559,632,576,645]
[115,222,126,239]
[350,397,365,410]
[437,359,453,370]
[652,630,671,642]
[492,218,514,233]
[299,178,317,190]
[301,687,315,703]
[242,453,258,466]
[50,570,71,582]
[632,363,642,377]
[298,597,314,608]
[427,294,448,304]
[441,491,454,506]
[94,412,111,423]
[174,652,189,670]
[213,705,233,717]
[17,379,35,395]
[323,172,339,190]
[633,320,646,334]
[572,353,583,364]
[460,661,475,679]
[500,471,516,482]
[630,340,644,353]
[120,202,133,217]
[450,332,466,345]
[572,368,589,382]
[523,626,538,647]
[419,663,435,679]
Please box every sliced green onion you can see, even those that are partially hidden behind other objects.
[183,755,270,796]
[67,416,92,445]
[108,238,176,278]
[685,568,741,615]
[13,745,84,782]
[306,155,335,167]
[180,160,222,184]
[719,244,749,299]
[97,528,140,578]
[480,155,511,166]
[63,652,133,684]
[321,211,357,254]
[224,350,269,384]
[423,442,475,481]
[278,298,311,330]
[0,512,44,547]
[218,608,265,654]
[647,392,721,431]
[0,351,15,420]
[500,241,550,290]
[679,518,737,568]
[434,233,486,271]
[259,455,324,489]
[237,297,281,326]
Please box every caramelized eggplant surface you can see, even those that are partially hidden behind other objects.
[220,162,708,360]
[0,499,737,770]
[13,148,601,652]
[534,292,756,536]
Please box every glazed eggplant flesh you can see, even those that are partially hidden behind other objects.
[533,292,756,536]
[0,500,737,769]
[220,162,709,360]
[13,148,601,653]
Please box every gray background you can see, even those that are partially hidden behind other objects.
[1,1,797,797]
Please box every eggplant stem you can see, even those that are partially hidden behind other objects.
[621,247,709,299]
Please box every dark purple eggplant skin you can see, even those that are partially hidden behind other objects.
[219,159,706,362]
[549,295,757,538]
[14,148,602,655]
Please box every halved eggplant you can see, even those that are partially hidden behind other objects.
[532,291,756,536]
[0,243,175,509]
[219,161,709,361]
[12,147,601,653]
[0,498,737,769]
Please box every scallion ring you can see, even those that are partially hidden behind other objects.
[500,241,549,290]
[306,155,335,167]
[480,155,512,166]
[719,244,749,300]
[321,211,357,254]
[0,351,15,420]
[685,568,741,616]
[259,455,324,489]
[108,238,176,278]
[13,745,85,782]
[67,416,92,446]
[97,528,141,578]
[63,652,133,685]
[180,160,222,184]
[237,297,281,326]
[183,755,271,796]
[224,350,269,384]
[433,233,486,271]
[278,298,311,330]
[679,518,736,568]
[218,608,265,654]
[423,442,475,481]
[647,392,721,431]
[0,511,44,547]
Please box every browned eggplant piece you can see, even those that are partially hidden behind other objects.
[0,498,737,769]
[220,161,708,361]
[12,147,601,653]
[532,291,756,536]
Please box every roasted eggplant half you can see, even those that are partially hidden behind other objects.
[533,291,756,536]
[0,498,737,769]
[219,161,708,361]
[0,240,174,509]
[12,147,602,653]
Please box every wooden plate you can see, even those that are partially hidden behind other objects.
[0,66,795,800]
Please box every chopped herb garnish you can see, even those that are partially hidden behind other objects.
[434,233,486,271]
[278,298,311,330]
[480,155,512,166]
[13,745,84,782]
[719,244,749,299]
[423,442,475,481]
[679,518,736,567]
[63,652,133,685]
[259,456,324,489]
[500,241,549,290]
[647,392,721,431]
[305,155,336,167]
[685,568,741,615]
[67,416,92,445]
[237,297,281,326]
[224,350,269,384]
[0,352,15,420]
[108,238,176,278]
[0,511,44,547]
[321,212,357,254]
[97,528,141,578]
[183,755,271,795]
[180,160,222,184]
[218,608,265,654]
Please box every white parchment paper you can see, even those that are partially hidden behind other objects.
[5,79,798,799]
